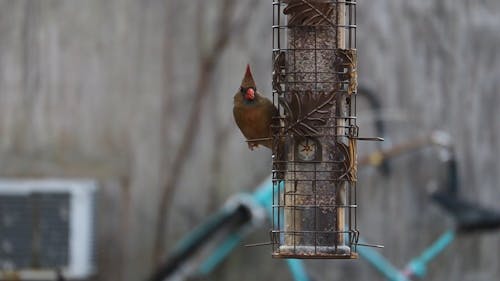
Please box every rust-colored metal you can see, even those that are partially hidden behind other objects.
[283,0,339,27]
[271,0,360,259]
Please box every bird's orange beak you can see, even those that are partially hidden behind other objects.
[245,88,255,100]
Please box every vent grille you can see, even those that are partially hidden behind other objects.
[0,179,96,279]
[0,193,70,269]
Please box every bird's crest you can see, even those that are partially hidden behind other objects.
[241,64,256,89]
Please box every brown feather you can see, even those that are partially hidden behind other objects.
[233,91,278,149]
[233,65,286,180]
[241,64,257,89]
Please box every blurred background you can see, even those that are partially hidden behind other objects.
[0,0,499,280]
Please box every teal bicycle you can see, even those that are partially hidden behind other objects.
[148,88,500,281]
[147,134,500,281]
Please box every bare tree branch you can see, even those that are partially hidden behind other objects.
[208,119,233,211]
[152,0,255,265]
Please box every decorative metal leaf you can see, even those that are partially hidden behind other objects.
[336,139,357,181]
[272,51,286,96]
[335,49,358,95]
[283,0,336,26]
[280,91,336,136]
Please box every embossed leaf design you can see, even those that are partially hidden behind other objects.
[283,0,336,26]
[280,91,336,136]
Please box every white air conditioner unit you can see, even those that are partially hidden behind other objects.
[0,179,97,280]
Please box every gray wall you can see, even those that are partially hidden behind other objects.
[0,0,498,280]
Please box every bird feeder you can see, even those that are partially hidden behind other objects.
[271,0,359,259]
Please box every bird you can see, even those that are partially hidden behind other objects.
[233,64,287,180]
[233,64,279,151]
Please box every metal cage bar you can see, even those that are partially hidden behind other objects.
[271,0,358,259]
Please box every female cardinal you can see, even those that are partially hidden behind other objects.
[233,64,279,151]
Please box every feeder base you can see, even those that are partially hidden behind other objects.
[273,245,358,259]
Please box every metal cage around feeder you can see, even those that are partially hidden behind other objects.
[271,0,359,259]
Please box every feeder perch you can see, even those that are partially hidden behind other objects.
[271,0,359,259]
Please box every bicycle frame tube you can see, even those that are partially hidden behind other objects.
[198,232,245,275]
[357,243,409,281]
[199,177,310,281]
[358,230,455,281]
[404,230,455,278]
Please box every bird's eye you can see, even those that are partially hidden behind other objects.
[240,87,246,93]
